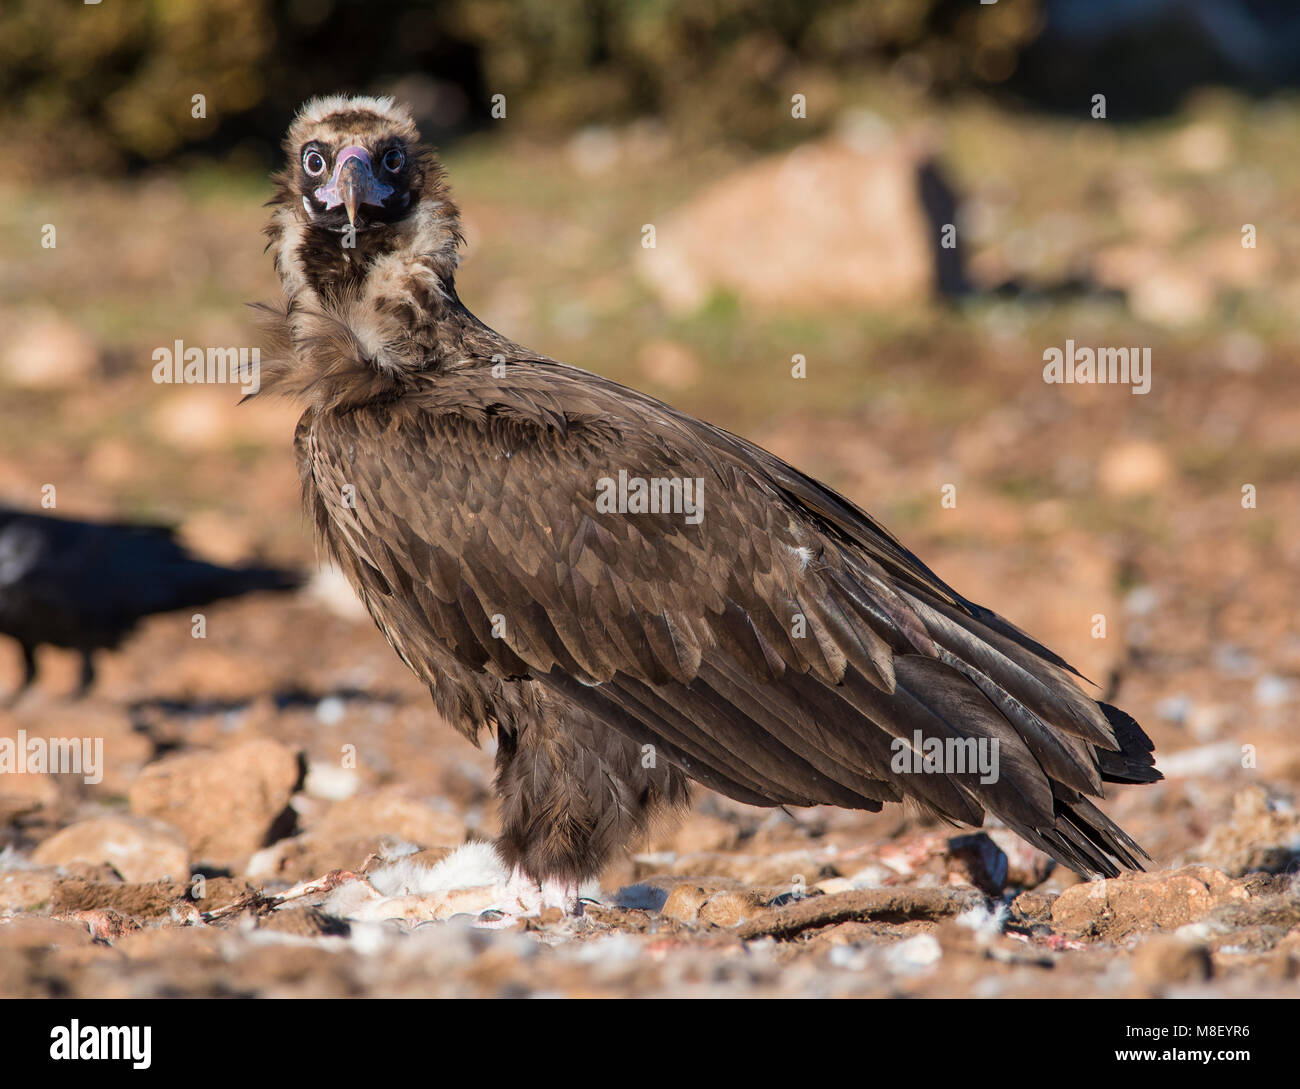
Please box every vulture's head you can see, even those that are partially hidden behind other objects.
[266,95,463,304]
[258,97,473,405]
[281,94,427,231]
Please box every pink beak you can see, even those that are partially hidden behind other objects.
[313,146,394,225]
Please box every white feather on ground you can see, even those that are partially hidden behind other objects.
[368,841,507,897]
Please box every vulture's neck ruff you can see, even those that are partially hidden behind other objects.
[258,95,497,409]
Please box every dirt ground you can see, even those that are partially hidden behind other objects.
[2,99,1299,998]
[1,366,1296,997]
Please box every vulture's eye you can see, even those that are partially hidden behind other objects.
[382,148,405,172]
[302,149,327,177]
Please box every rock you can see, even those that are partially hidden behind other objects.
[54,862,124,884]
[611,874,741,913]
[257,906,349,937]
[0,868,57,913]
[945,833,1008,896]
[1,312,101,388]
[648,812,738,856]
[112,926,227,963]
[698,889,764,927]
[85,438,140,486]
[638,135,946,314]
[163,648,277,703]
[1010,890,1055,925]
[1198,786,1300,876]
[1051,866,1252,940]
[60,907,143,943]
[1172,121,1229,174]
[1098,440,1174,497]
[149,388,232,451]
[1127,268,1214,327]
[32,816,190,883]
[176,509,258,567]
[49,879,190,920]
[635,339,701,391]
[660,883,713,924]
[306,786,466,850]
[0,916,94,950]
[0,767,60,824]
[246,834,396,883]
[129,740,302,864]
[1132,935,1213,987]
[736,886,984,942]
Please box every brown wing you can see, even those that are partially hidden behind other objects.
[303,361,1159,877]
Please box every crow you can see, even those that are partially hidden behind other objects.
[256,96,1161,915]
[0,506,299,699]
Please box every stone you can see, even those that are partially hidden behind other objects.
[0,868,58,913]
[0,768,60,824]
[1197,786,1300,877]
[60,907,142,943]
[1051,866,1252,940]
[1010,890,1055,925]
[637,136,944,314]
[648,812,738,855]
[635,339,701,391]
[32,815,190,883]
[660,883,712,924]
[246,834,393,884]
[698,889,764,927]
[129,740,301,864]
[1,312,101,388]
[1132,935,1213,987]
[1098,440,1173,498]
[48,879,189,920]
[306,786,466,850]
[0,916,94,949]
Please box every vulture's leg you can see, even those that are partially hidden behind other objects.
[5,642,38,705]
[490,708,688,918]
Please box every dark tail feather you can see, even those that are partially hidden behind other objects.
[1096,702,1163,784]
[1002,786,1152,879]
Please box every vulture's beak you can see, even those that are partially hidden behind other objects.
[314,146,394,226]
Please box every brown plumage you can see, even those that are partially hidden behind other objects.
[255,96,1161,913]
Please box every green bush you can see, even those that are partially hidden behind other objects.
[0,0,1043,173]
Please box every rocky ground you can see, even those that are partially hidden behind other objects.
[2,93,1299,998]
[1,506,1297,997]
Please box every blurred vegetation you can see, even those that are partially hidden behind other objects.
[1,0,1044,174]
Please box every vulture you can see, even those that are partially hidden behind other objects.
[0,506,299,699]
[256,96,1161,914]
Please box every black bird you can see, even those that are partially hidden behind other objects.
[0,506,299,699]
[257,96,1162,914]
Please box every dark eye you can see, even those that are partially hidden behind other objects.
[382,148,405,172]
[302,149,327,177]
